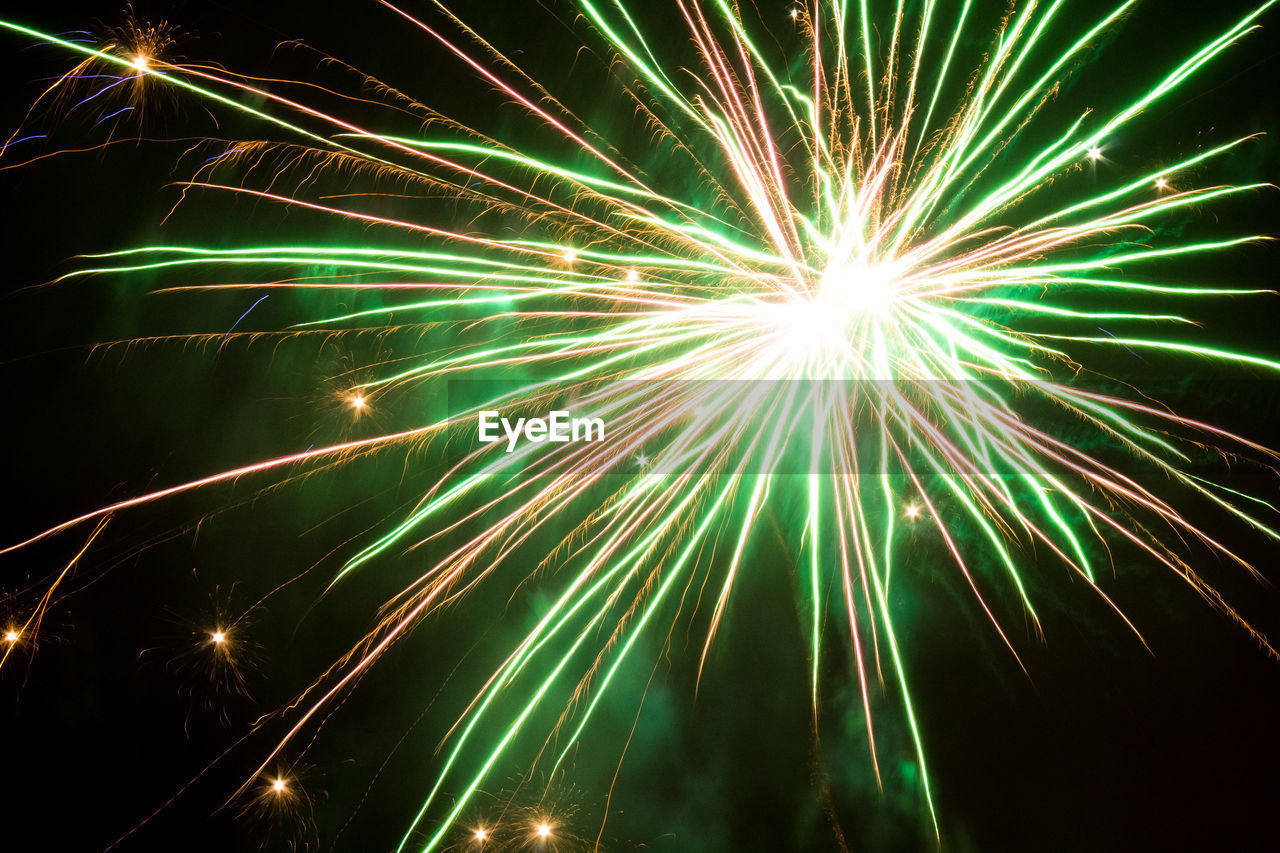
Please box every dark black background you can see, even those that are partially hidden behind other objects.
[1,2,1279,851]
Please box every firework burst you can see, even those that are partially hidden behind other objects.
[1,0,1278,848]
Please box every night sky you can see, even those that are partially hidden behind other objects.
[2,2,1279,851]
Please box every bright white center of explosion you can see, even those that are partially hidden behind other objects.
[777,261,896,360]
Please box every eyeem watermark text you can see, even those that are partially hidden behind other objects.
[478,410,605,452]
